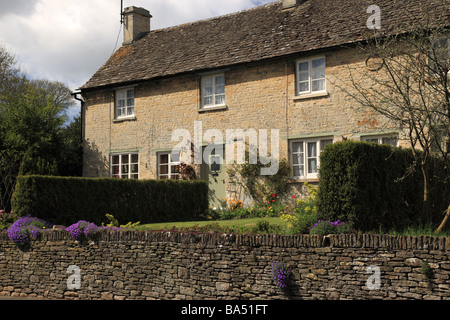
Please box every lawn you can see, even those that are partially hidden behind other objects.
[135,217,285,232]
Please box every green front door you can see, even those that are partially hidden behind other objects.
[201,151,226,209]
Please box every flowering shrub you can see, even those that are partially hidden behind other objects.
[309,219,348,235]
[65,220,101,241]
[280,183,319,234]
[271,261,291,290]
[7,216,52,246]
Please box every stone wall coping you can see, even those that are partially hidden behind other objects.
[1,230,449,251]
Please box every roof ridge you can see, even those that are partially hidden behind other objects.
[150,1,279,34]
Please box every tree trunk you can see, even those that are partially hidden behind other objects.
[436,204,450,233]
[420,165,430,225]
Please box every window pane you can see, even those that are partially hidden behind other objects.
[121,154,129,163]
[312,69,325,80]
[131,164,138,173]
[308,159,317,174]
[299,71,309,81]
[215,94,225,105]
[127,106,134,116]
[159,164,168,175]
[320,139,333,151]
[298,62,309,72]
[159,154,169,164]
[131,154,138,163]
[171,165,179,174]
[112,156,120,165]
[203,96,213,106]
[382,137,398,146]
[312,79,325,92]
[112,165,119,175]
[292,142,303,153]
[312,58,325,69]
[117,90,125,100]
[365,138,379,143]
[293,153,304,165]
[308,142,317,158]
[170,151,180,163]
[131,174,139,179]
[299,82,309,93]
[293,166,304,177]
[121,164,129,174]
[215,75,225,86]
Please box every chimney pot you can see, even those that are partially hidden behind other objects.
[122,6,152,45]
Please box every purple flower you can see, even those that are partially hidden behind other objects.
[271,261,291,290]
[7,216,52,244]
[65,220,101,240]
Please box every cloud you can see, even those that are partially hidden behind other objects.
[0,0,275,93]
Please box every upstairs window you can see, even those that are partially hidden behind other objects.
[296,56,326,96]
[201,73,225,108]
[115,88,135,118]
[111,153,139,179]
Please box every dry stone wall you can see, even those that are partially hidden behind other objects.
[0,230,449,300]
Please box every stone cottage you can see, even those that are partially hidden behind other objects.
[75,0,448,207]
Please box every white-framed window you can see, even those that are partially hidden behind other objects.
[115,88,135,118]
[111,153,139,179]
[290,138,333,179]
[296,56,326,96]
[361,134,398,147]
[157,151,180,180]
[201,73,225,108]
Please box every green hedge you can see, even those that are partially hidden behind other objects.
[11,175,209,226]
[317,141,449,232]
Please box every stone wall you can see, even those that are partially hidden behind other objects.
[82,46,407,202]
[0,230,449,300]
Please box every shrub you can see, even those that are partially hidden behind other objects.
[7,216,52,247]
[317,141,449,232]
[280,183,319,234]
[12,175,209,226]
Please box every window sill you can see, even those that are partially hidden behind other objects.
[287,178,320,184]
[293,92,328,101]
[113,116,137,123]
[198,105,228,113]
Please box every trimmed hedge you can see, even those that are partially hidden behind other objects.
[11,175,209,226]
[317,141,449,232]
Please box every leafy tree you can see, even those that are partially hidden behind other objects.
[0,45,80,211]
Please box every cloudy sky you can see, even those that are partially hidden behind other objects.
[0,0,275,118]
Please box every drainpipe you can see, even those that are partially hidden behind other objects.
[71,91,86,176]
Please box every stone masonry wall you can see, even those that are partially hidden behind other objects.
[82,46,407,203]
[0,230,449,300]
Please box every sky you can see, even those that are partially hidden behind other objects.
[0,0,276,119]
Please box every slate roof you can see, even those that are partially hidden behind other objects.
[80,0,449,91]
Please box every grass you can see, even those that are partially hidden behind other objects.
[134,217,285,232]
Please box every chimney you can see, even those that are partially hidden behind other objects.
[281,0,306,9]
[122,6,152,45]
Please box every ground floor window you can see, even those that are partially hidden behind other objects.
[158,151,180,180]
[290,138,333,179]
[111,153,139,179]
[361,134,398,147]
